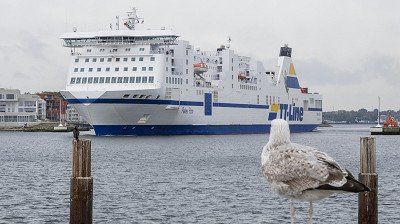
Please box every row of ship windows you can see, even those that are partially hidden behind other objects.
[86,47,145,53]
[73,67,154,72]
[69,76,155,85]
[240,85,258,91]
[75,56,155,63]
[165,77,185,85]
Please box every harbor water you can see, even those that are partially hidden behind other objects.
[0,125,399,223]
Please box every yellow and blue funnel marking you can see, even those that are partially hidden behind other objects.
[268,103,279,120]
[286,63,300,89]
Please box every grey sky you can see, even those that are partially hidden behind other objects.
[1,0,399,111]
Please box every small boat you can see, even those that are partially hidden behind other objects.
[371,116,400,135]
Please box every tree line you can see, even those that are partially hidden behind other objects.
[323,109,400,123]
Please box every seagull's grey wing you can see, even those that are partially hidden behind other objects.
[262,143,348,195]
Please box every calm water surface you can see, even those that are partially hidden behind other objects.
[0,125,399,223]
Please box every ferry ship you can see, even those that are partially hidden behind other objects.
[60,8,322,136]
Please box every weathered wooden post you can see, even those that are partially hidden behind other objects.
[358,137,378,224]
[70,139,93,224]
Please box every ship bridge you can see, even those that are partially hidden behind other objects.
[60,29,179,47]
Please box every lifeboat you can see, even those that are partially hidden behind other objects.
[238,72,246,80]
[194,62,208,74]
[383,115,398,128]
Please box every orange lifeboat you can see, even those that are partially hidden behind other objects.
[194,62,208,74]
[383,116,398,128]
[238,72,246,80]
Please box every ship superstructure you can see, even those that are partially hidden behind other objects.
[60,8,322,135]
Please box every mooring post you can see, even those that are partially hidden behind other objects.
[70,139,93,224]
[358,137,378,224]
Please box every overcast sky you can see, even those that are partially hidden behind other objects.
[1,0,399,111]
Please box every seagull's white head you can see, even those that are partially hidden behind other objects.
[268,119,291,146]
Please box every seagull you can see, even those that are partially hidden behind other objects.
[261,119,370,224]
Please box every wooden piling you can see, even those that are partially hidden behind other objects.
[70,139,93,224]
[358,137,378,224]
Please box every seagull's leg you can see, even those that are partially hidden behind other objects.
[307,201,314,224]
[290,201,296,224]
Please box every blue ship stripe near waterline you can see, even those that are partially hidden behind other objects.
[308,108,322,111]
[286,76,301,89]
[66,98,270,109]
[92,124,318,136]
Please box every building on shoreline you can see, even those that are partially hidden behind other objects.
[37,92,68,122]
[66,104,85,123]
[0,88,46,127]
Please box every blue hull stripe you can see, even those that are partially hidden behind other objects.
[308,108,322,111]
[66,98,270,109]
[92,124,318,136]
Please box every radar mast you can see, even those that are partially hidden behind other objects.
[124,8,144,30]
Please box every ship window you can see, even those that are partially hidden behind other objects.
[125,48,131,52]
[123,58,128,62]
[186,69,188,74]
[142,77,148,83]
[186,79,188,84]
[75,58,79,63]
[80,68,84,72]
[139,48,145,51]
[74,68,78,72]
[106,67,110,72]
[149,67,153,71]
[166,77,168,83]
[132,95,138,98]
[149,76,154,83]
[116,58,120,62]
[88,68,93,72]
[100,58,104,62]
[105,77,110,83]
[124,67,128,71]
[186,59,188,65]
[115,67,119,72]
[131,57,136,61]
[136,77,141,83]
[76,77,81,84]
[85,58,89,62]
[93,77,99,83]
[111,77,117,83]
[139,57,144,61]
[186,50,188,56]
[82,77,87,84]
[139,95,145,98]
[100,49,105,52]
[107,58,112,62]
[97,68,101,72]
[166,57,169,62]
[156,95,160,99]
[132,67,137,71]
[145,95,151,99]
[123,94,130,98]
[150,57,155,61]
[129,77,135,83]
[112,49,117,52]
[117,77,123,83]
[88,77,93,84]
[142,67,146,71]
[92,58,97,62]
[70,78,76,84]
[87,49,91,53]
[166,67,168,72]
[123,77,129,83]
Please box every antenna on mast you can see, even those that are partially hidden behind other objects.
[227,36,232,49]
[124,7,144,30]
[116,16,120,30]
